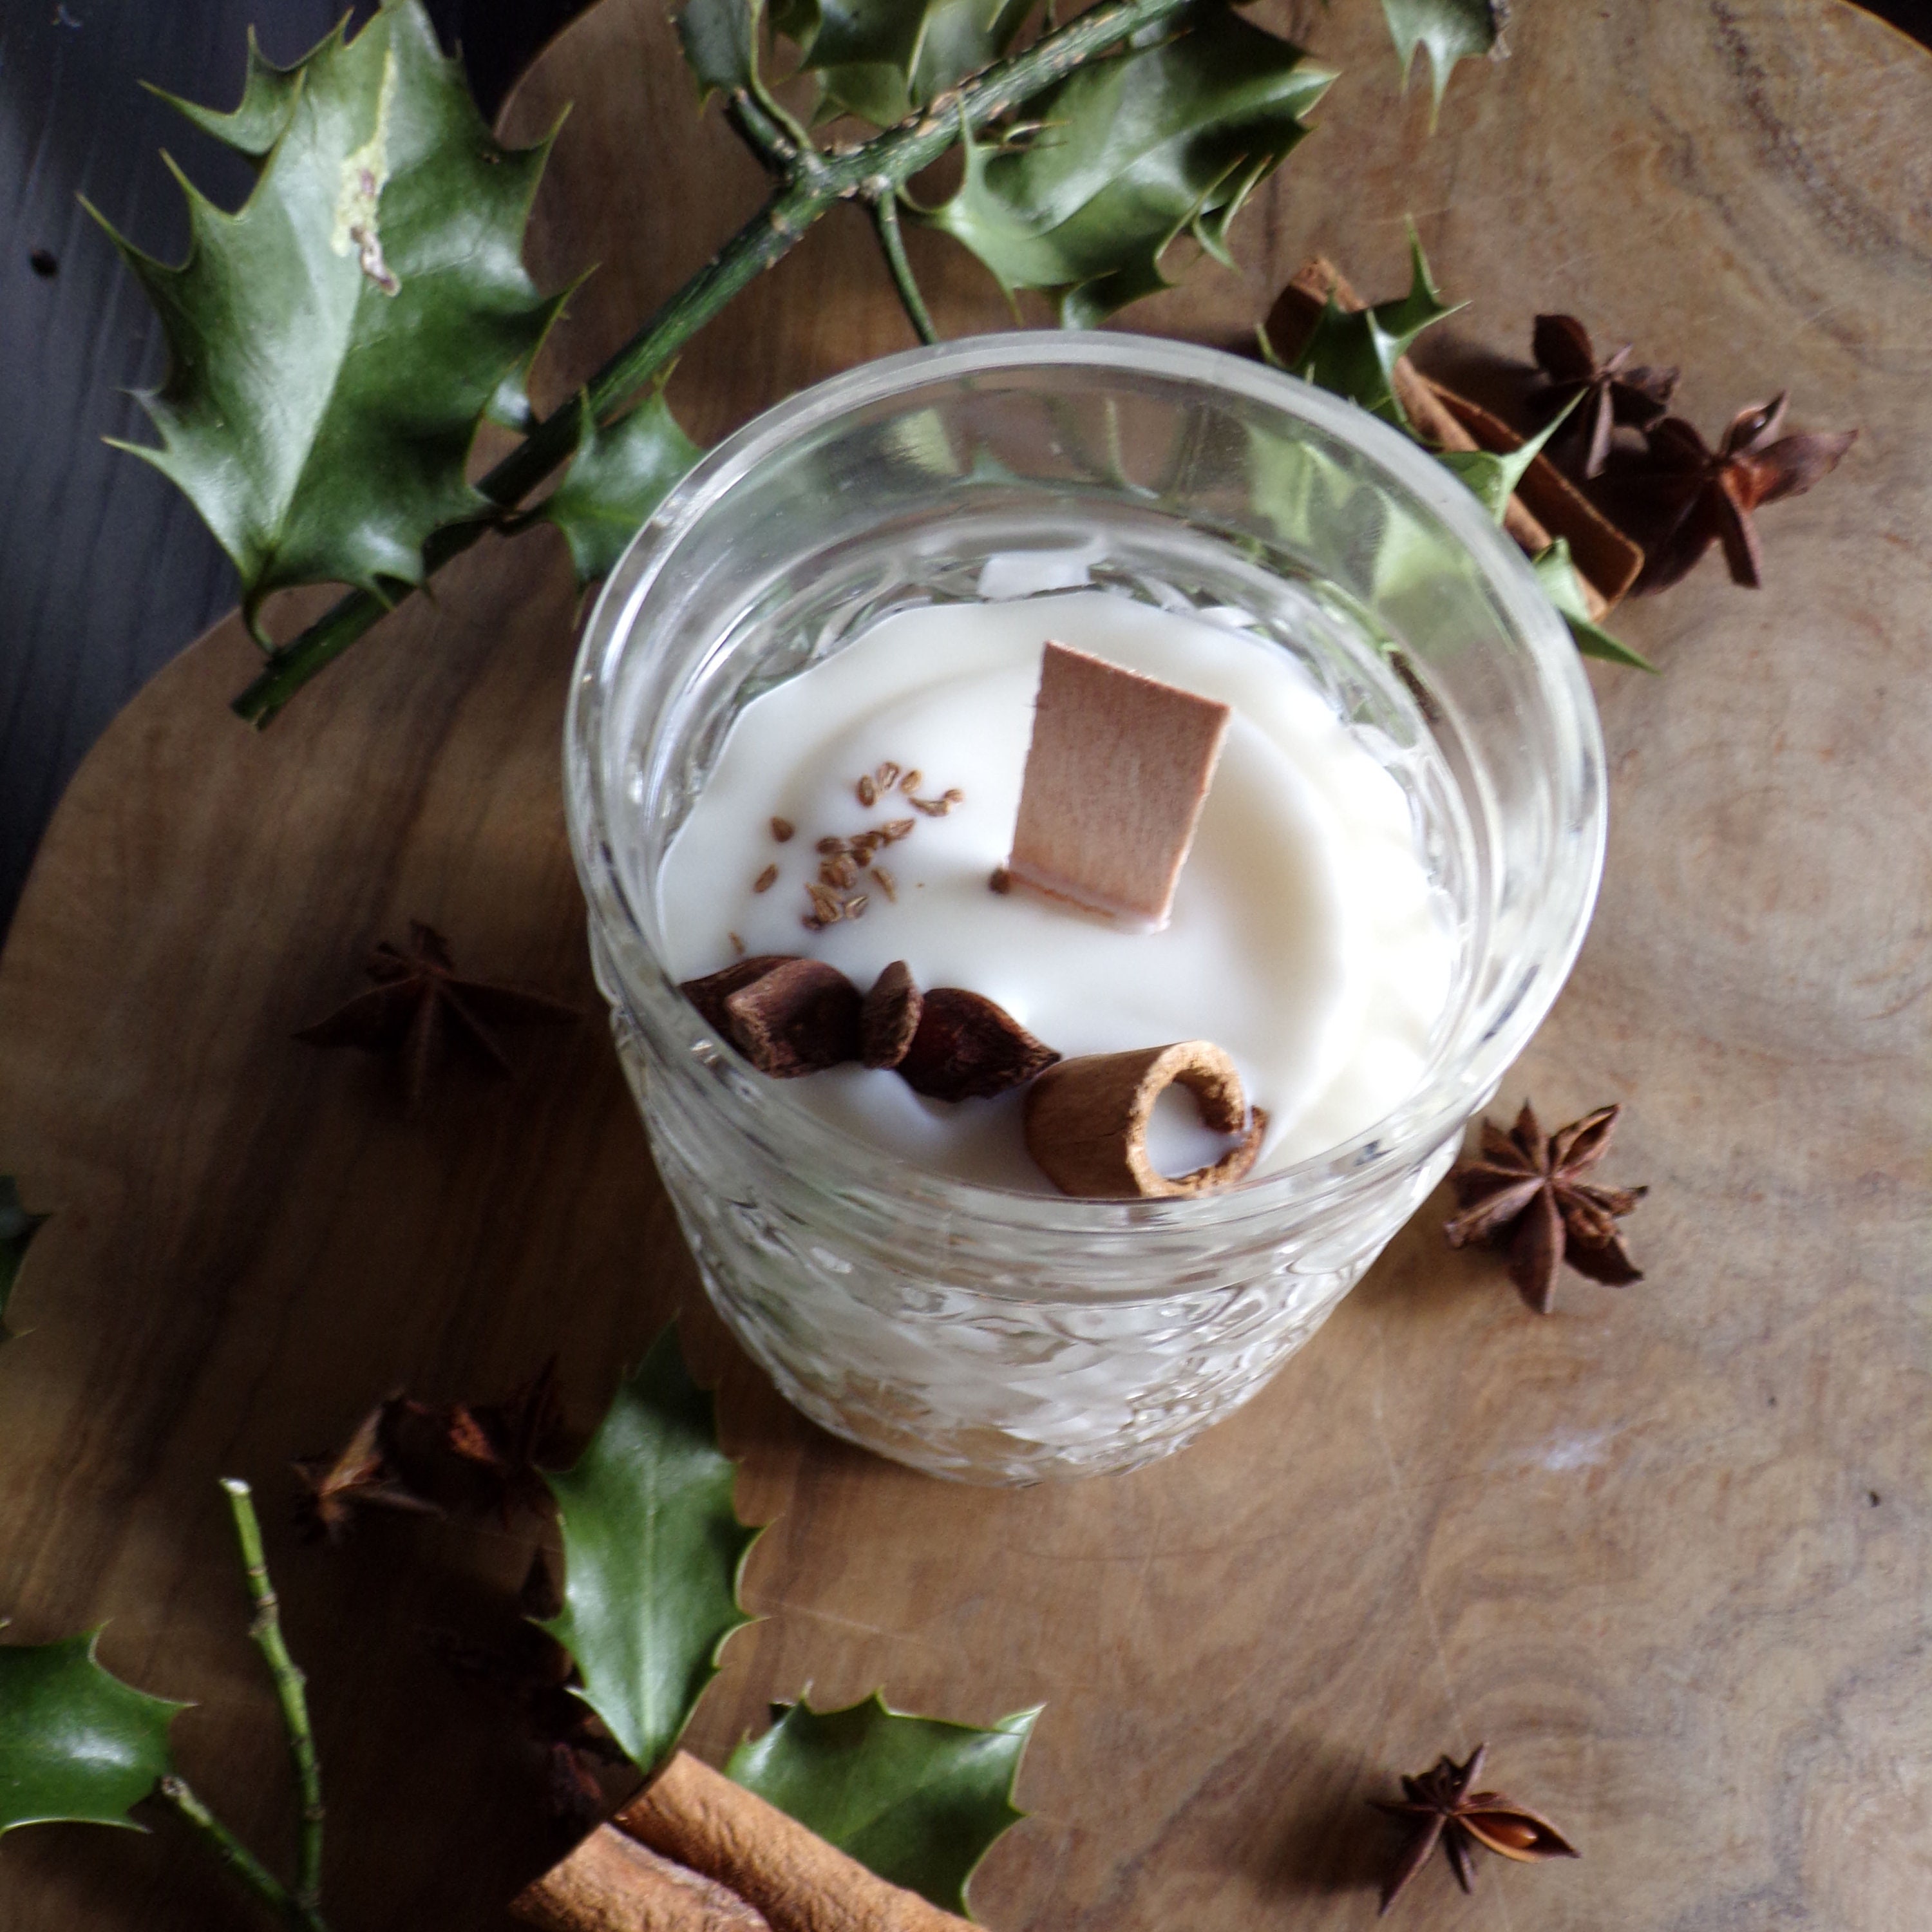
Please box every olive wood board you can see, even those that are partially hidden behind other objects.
[1,1,1927,1926]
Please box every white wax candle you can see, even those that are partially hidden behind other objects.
[659,590,1455,1191]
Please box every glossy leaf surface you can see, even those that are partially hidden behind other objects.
[728,1692,1037,1913]
[543,390,704,586]
[1380,0,1502,116]
[772,0,1037,128]
[1289,229,1459,430]
[1531,540,1657,670]
[925,8,1332,327]
[541,1327,761,1773]
[101,0,564,634]
[0,1631,187,1835]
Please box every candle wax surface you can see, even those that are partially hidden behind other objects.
[658,590,1455,1193]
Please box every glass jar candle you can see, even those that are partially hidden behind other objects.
[565,335,1605,1484]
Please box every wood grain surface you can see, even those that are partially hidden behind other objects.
[3,3,1929,1928]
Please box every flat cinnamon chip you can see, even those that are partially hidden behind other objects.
[896,987,1059,1102]
[721,959,862,1077]
[860,960,923,1069]
[1007,643,1230,930]
[1024,1041,1268,1198]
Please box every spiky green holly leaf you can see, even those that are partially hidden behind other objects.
[679,0,768,99]
[0,1179,48,1347]
[1380,0,1504,120]
[728,1692,1037,1914]
[1432,401,1569,522]
[1531,540,1656,670]
[146,27,304,158]
[0,1630,188,1835]
[770,0,1037,128]
[540,1327,760,1774]
[923,10,1332,328]
[542,388,705,587]
[1289,229,1460,431]
[99,0,565,638]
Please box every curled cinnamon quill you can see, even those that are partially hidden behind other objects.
[1023,1041,1267,1198]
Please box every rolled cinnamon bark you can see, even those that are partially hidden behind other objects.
[513,1824,772,1931]
[614,1751,974,1932]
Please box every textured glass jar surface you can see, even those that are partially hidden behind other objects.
[567,336,1605,1484]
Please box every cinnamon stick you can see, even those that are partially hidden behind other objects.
[1264,258,1642,618]
[513,1825,773,1931]
[614,1751,974,1932]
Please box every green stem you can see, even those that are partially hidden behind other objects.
[231,0,1199,726]
[869,190,938,344]
[220,1479,325,1918]
[154,1776,328,1932]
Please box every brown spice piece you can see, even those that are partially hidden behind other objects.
[872,866,897,902]
[1264,260,1642,616]
[881,819,914,843]
[770,818,795,843]
[1444,1101,1646,1314]
[292,1396,441,1542]
[722,959,862,1077]
[1007,644,1230,929]
[1370,1743,1578,1916]
[515,1828,773,1930]
[896,987,1059,1102]
[294,920,579,1110]
[857,775,878,807]
[844,895,868,920]
[1636,395,1856,591]
[753,865,779,895]
[439,1355,568,1524]
[612,1750,974,1932]
[860,961,923,1069]
[1530,313,1678,480]
[987,867,1012,895]
[908,795,954,818]
[875,761,900,790]
[1023,1042,1267,1199]
[898,769,922,793]
[681,956,800,1036]
[819,856,858,891]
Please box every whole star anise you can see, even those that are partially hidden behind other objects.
[1370,1744,1578,1915]
[296,921,578,1108]
[1636,394,1856,591]
[439,1355,570,1524]
[292,1395,441,1542]
[1531,313,1678,479]
[1444,1101,1645,1314]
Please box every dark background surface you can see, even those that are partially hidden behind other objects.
[2,0,1927,938]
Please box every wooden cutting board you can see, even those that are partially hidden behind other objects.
[3,3,1927,1926]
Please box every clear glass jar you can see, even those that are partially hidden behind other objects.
[565,335,1605,1484]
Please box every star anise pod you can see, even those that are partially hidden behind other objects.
[292,1395,442,1542]
[1444,1101,1646,1314]
[1370,1743,1578,1915]
[1635,394,1856,591]
[296,921,579,1108]
[1531,313,1678,479]
[440,1355,569,1524]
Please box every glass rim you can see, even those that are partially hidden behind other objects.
[566,330,1607,1227]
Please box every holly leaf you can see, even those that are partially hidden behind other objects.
[679,0,770,99]
[1289,229,1460,431]
[0,1630,187,1835]
[770,0,1039,128]
[923,9,1333,328]
[98,0,566,638]
[1380,0,1504,120]
[146,27,303,158]
[1531,540,1657,670]
[540,1326,761,1774]
[542,388,705,587]
[0,1179,48,1347]
[1432,404,1568,522]
[728,1692,1037,1914]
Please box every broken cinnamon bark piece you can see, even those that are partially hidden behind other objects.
[721,959,862,1077]
[1024,1041,1269,1198]
[895,987,1059,1102]
[1264,258,1642,617]
[680,956,802,1036]
[513,1826,772,1930]
[860,960,923,1069]
[614,1750,975,1932]
[1007,642,1230,929]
